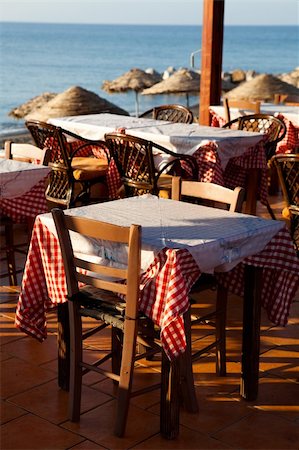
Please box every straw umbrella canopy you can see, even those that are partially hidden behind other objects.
[9,92,58,119]
[225,73,299,102]
[25,85,129,121]
[102,68,162,117]
[141,68,200,107]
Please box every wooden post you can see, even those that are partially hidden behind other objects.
[240,265,263,401]
[199,0,225,125]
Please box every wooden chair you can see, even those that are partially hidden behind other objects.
[4,141,51,165]
[172,177,245,376]
[274,93,299,106]
[51,208,164,437]
[104,132,198,198]
[0,143,50,286]
[223,98,261,123]
[140,104,194,124]
[270,154,299,253]
[26,120,110,209]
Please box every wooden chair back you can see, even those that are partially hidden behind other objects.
[274,93,299,105]
[140,104,194,124]
[4,141,50,165]
[171,177,245,212]
[224,98,261,123]
[52,208,141,309]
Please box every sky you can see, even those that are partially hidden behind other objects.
[0,0,298,26]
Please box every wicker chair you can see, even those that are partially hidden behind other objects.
[26,120,110,209]
[171,176,245,376]
[223,113,286,160]
[223,98,261,123]
[270,154,299,253]
[223,114,287,218]
[104,132,198,198]
[140,104,194,124]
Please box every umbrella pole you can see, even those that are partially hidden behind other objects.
[186,93,190,108]
[135,91,139,117]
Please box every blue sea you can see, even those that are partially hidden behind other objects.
[0,22,298,134]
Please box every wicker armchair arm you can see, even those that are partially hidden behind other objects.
[60,127,110,162]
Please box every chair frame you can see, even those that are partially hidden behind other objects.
[105,132,198,198]
[140,104,194,124]
[26,120,109,209]
[171,177,245,376]
[52,208,164,436]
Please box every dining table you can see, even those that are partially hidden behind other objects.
[209,103,299,154]
[0,158,51,223]
[14,194,299,438]
[49,113,269,215]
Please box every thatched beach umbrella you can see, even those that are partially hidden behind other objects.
[25,86,129,121]
[102,68,162,117]
[141,68,200,107]
[9,92,57,119]
[225,73,299,103]
[278,67,299,89]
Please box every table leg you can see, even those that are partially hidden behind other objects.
[240,265,263,401]
[160,349,180,439]
[57,303,70,391]
[245,169,259,215]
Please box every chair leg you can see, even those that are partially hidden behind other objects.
[265,200,277,220]
[4,220,18,286]
[68,300,83,422]
[160,349,180,440]
[112,327,122,385]
[180,310,199,413]
[215,284,227,376]
[114,319,137,437]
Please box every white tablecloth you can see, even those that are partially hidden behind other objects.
[49,113,263,170]
[40,194,284,274]
[0,159,50,199]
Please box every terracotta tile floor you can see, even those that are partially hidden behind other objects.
[1,195,298,449]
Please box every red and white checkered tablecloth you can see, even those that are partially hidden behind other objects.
[275,113,299,154]
[15,217,299,360]
[188,140,269,206]
[0,178,48,223]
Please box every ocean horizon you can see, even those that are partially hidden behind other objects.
[0,22,298,134]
